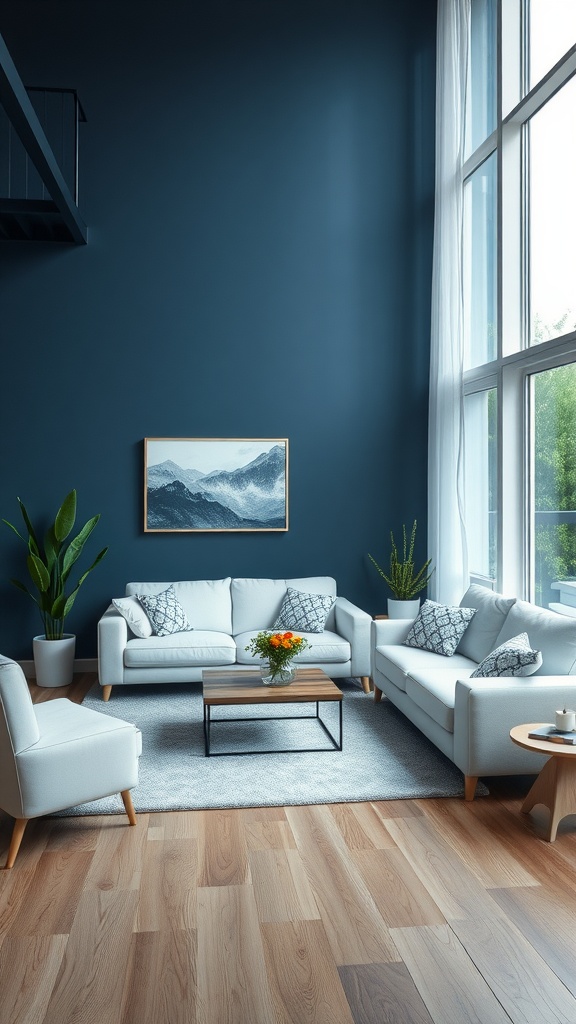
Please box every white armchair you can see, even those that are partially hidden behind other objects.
[0,655,141,868]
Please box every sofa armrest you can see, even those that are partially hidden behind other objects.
[97,605,128,687]
[334,598,372,676]
[453,675,576,777]
[371,617,414,648]
[371,619,414,682]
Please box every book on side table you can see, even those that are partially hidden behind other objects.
[528,725,576,745]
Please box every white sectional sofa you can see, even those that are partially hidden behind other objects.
[371,585,576,799]
[98,576,371,701]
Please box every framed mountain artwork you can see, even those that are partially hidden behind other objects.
[144,438,289,532]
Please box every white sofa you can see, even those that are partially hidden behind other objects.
[98,576,372,700]
[371,584,576,799]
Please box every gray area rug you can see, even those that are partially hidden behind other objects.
[61,679,488,815]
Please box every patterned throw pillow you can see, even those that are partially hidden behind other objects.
[471,632,542,677]
[137,585,192,636]
[403,599,476,657]
[273,587,334,634]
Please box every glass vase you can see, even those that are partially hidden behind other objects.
[261,661,296,686]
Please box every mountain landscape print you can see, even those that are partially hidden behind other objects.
[144,439,289,531]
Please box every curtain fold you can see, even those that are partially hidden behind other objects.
[428,0,470,604]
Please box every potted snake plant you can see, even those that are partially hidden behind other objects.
[3,489,108,686]
[368,519,434,619]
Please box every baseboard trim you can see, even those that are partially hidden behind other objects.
[20,658,98,679]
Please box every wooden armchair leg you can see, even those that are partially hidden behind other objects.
[102,685,112,701]
[360,676,372,694]
[5,818,29,869]
[374,684,383,702]
[121,790,137,826]
[464,776,479,801]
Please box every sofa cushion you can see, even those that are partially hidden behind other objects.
[470,632,542,678]
[231,577,338,634]
[236,630,350,665]
[137,586,192,636]
[406,670,476,733]
[374,644,477,693]
[127,579,232,633]
[456,585,516,662]
[124,631,236,668]
[231,579,289,634]
[494,599,576,675]
[404,600,476,657]
[112,597,153,638]
[273,587,334,633]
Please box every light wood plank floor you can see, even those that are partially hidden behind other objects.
[2,672,576,1023]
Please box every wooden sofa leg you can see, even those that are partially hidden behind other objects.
[5,818,28,869]
[360,676,372,694]
[464,776,478,801]
[121,790,137,826]
[102,685,112,701]
[374,684,382,702]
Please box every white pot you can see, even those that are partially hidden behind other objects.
[387,598,421,620]
[33,634,76,687]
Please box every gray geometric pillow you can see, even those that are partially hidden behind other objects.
[137,585,192,636]
[471,632,542,677]
[403,599,476,657]
[273,587,334,634]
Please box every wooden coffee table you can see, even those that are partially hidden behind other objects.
[202,666,343,757]
[510,723,576,841]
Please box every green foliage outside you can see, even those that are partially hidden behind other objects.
[479,311,576,605]
[534,361,576,605]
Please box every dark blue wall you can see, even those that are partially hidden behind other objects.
[0,0,436,658]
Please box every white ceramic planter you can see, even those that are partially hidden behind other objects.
[387,598,421,620]
[33,634,76,687]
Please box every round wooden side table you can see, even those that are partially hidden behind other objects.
[510,723,576,842]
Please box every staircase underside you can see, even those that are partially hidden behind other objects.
[0,33,87,244]
[0,198,81,242]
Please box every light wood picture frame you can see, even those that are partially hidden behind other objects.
[144,438,289,532]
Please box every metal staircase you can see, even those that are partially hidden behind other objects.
[0,32,87,243]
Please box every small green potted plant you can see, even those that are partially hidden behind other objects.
[368,520,434,619]
[3,489,108,686]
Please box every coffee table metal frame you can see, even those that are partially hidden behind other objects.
[202,667,343,758]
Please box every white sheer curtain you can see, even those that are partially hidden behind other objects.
[428,0,470,604]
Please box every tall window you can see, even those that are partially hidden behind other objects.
[530,364,576,607]
[464,387,497,583]
[466,0,497,156]
[463,2,576,609]
[528,1,576,89]
[528,76,576,345]
[463,153,497,368]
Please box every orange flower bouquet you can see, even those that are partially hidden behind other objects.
[245,630,310,685]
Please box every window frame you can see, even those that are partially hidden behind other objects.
[463,2,576,601]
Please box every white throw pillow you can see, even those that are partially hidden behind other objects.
[137,585,192,636]
[456,584,516,662]
[113,597,153,638]
[273,587,334,634]
[403,599,476,657]
[471,632,543,677]
[493,599,576,675]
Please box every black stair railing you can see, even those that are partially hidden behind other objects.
[0,30,87,243]
[1,87,87,206]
